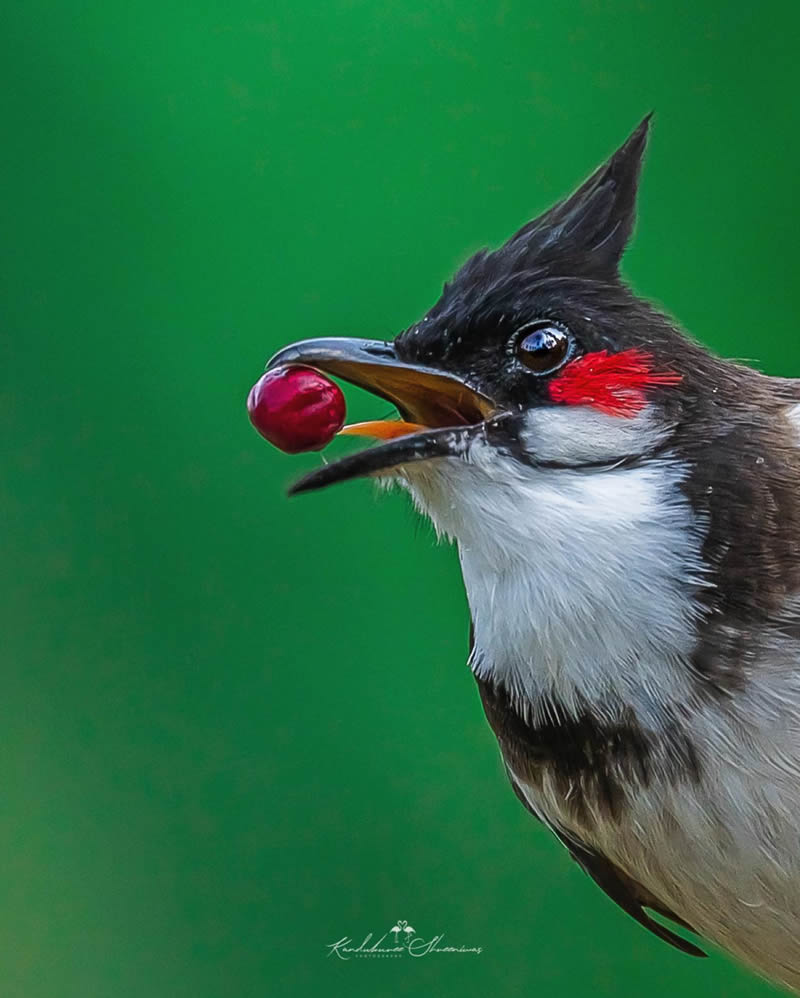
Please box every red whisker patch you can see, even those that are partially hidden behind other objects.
[549,349,682,416]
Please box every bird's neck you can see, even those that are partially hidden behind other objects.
[402,449,706,726]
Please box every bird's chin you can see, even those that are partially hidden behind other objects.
[288,423,483,496]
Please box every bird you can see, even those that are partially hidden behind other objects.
[267,116,800,992]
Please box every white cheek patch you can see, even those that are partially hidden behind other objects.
[519,405,671,465]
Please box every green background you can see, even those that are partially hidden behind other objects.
[2,2,798,996]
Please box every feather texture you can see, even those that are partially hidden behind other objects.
[549,349,682,416]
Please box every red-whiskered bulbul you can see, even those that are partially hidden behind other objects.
[268,117,800,991]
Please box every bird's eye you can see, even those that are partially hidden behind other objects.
[516,322,571,375]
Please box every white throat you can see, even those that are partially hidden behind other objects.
[394,419,707,725]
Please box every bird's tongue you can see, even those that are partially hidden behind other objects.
[338,420,427,441]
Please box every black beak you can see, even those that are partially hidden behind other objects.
[287,423,485,496]
[266,337,497,494]
[267,337,494,425]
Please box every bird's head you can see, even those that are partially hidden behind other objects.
[267,116,800,709]
[268,117,759,547]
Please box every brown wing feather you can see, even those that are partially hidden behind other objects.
[469,620,705,958]
[505,752,706,957]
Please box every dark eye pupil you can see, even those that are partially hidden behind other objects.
[517,323,570,374]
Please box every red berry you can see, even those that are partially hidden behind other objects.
[247,365,346,453]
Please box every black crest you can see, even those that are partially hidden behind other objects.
[506,114,651,278]
[396,116,661,390]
